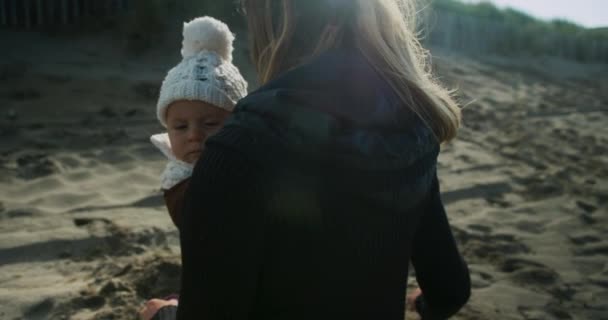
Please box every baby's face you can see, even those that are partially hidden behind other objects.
[166,100,231,164]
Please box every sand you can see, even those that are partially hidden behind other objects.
[1,29,607,320]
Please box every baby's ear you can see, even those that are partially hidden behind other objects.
[150,133,176,160]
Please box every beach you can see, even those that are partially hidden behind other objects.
[0,29,607,319]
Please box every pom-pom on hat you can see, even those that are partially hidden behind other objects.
[157,16,248,127]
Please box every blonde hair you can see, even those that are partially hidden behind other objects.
[242,0,461,142]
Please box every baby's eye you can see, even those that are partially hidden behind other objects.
[173,124,188,131]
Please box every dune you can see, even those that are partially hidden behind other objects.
[0,28,607,320]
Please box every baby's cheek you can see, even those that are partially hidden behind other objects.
[172,145,189,163]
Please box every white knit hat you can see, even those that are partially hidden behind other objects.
[157,16,248,127]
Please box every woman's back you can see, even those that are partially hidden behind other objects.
[176,49,469,319]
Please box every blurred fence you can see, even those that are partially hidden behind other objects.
[425,9,608,63]
[0,0,243,28]
[0,0,130,28]
[1,1,606,63]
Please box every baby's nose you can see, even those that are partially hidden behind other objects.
[187,127,205,141]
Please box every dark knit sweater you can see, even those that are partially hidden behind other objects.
[168,49,470,320]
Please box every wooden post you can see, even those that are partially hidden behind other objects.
[23,0,31,29]
[61,0,69,25]
[105,0,111,16]
[595,39,603,62]
[10,0,17,26]
[36,0,43,25]
[73,0,80,21]
[0,0,7,26]
[47,0,54,25]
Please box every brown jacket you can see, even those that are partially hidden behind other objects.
[163,178,191,228]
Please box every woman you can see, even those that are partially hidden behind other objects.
[146,0,470,319]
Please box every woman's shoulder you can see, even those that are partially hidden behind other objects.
[208,48,440,170]
[211,93,438,175]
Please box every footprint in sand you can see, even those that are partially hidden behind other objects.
[575,200,598,213]
[4,208,45,219]
[579,212,598,225]
[51,293,107,318]
[453,226,530,266]
[72,218,170,259]
[568,232,601,246]
[133,259,182,298]
[55,154,84,170]
[515,175,564,200]
[568,232,608,264]
[514,220,545,234]
[501,258,562,288]
[589,274,608,289]
[576,242,608,256]
[24,297,55,320]
[467,224,492,234]
[518,304,573,320]
[77,295,106,310]
[502,257,579,308]
[50,256,181,319]
[73,217,112,228]
[468,265,494,289]
[16,153,60,180]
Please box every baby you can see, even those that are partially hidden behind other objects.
[150,16,248,229]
